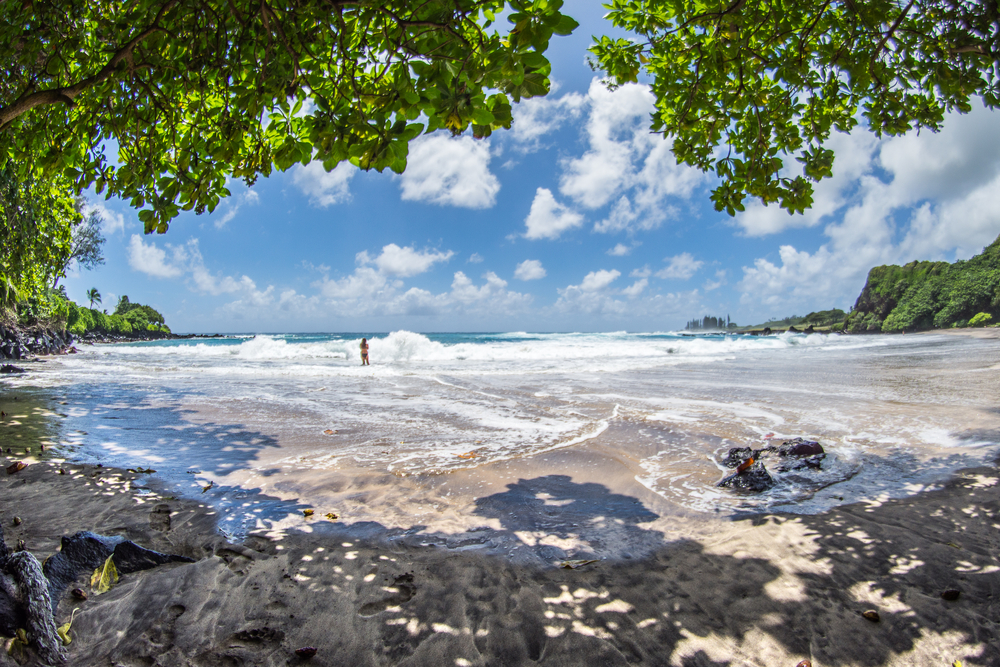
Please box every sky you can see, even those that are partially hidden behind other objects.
[62,2,1000,334]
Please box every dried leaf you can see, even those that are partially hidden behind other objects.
[90,555,119,594]
[861,609,880,622]
[325,513,339,520]
[57,608,80,645]
[6,461,27,475]
[202,481,214,493]
[945,541,961,549]
[303,509,314,517]
[736,457,754,473]
[953,661,963,667]
[127,467,156,474]
[323,429,336,435]
[559,559,599,569]
[457,451,477,459]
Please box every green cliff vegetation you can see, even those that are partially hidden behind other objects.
[13,286,171,338]
[846,234,1000,333]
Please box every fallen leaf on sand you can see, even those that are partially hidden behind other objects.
[559,559,599,569]
[764,433,775,439]
[90,555,119,595]
[945,541,961,549]
[861,609,880,622]
[57,608,80,645]
[325,513,339,520]
[6,461,27,475]
[303,509,315,517]
[323,429,336,435]
[202,481,214,493]
[457,451,477,459]
[127,467,156,474]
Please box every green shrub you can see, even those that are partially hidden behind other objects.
[107,314,132,333]
[969,312,993,327]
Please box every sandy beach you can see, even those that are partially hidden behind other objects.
[2,429,999,665]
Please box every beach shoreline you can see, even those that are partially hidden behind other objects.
[2,424,998,665]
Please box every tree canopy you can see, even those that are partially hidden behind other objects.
[1,0,578,233]
[592,0,1000,215]
[0,163,79,308]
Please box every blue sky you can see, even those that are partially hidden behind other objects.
[62,2,1000,333]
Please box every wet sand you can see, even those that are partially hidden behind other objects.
[2,425,999,665]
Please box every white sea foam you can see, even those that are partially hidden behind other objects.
[14,330,998,524]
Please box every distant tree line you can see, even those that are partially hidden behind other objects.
[685,315,733,330]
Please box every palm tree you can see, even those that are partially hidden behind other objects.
[86,288,101,310]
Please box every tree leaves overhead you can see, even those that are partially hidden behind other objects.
[0,0,578,233]
[592,0,1000,216]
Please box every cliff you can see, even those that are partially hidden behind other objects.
[845,234,1000,332]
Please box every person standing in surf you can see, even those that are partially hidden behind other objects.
[360,337,370,365]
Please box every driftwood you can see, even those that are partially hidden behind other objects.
[0,524,193,665]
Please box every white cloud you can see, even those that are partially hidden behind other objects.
[737,103,1000,311]
[510,91,587,152]
[85,201,125,235]
[631,266,651,278]
[450,271,532,310]
[607,243,634,256]
[556,79,707,235]
[514,259,546,281]
[468,253,484,264]
[622,278,647,297]
[316,266,390,300]
[293,161,356,207]
[656,253,703,280]
[524,188,584,240]
[399,135,500,208]
[358,243,454,278]
[127,235,184,278]
[703,270,727,291]
[215,189,261,229]
[579,269,621,292]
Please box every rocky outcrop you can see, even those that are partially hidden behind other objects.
[0,325,75,360]
[718,438,827,492]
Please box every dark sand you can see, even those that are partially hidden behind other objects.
[2,438,999,665]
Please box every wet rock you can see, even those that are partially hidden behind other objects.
[722,446,758,468]
[295,646,318,659]
[941,589,961,601]
[11,517,20,527]
[71,588,87,600]
[717,460,774,492]
[862,609,880,622]
[777,438,824,457]
[0,364,26,374]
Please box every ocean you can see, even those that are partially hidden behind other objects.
[3,330,999,553]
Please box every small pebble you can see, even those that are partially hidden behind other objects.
[71,588,87,600]
[12,517,21,526]
[15,540,25,551]
[862,610,880,622]
[942,589,961,601]
[796,661,812,667]
[58,469,65,475]
[295,647,318,658]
